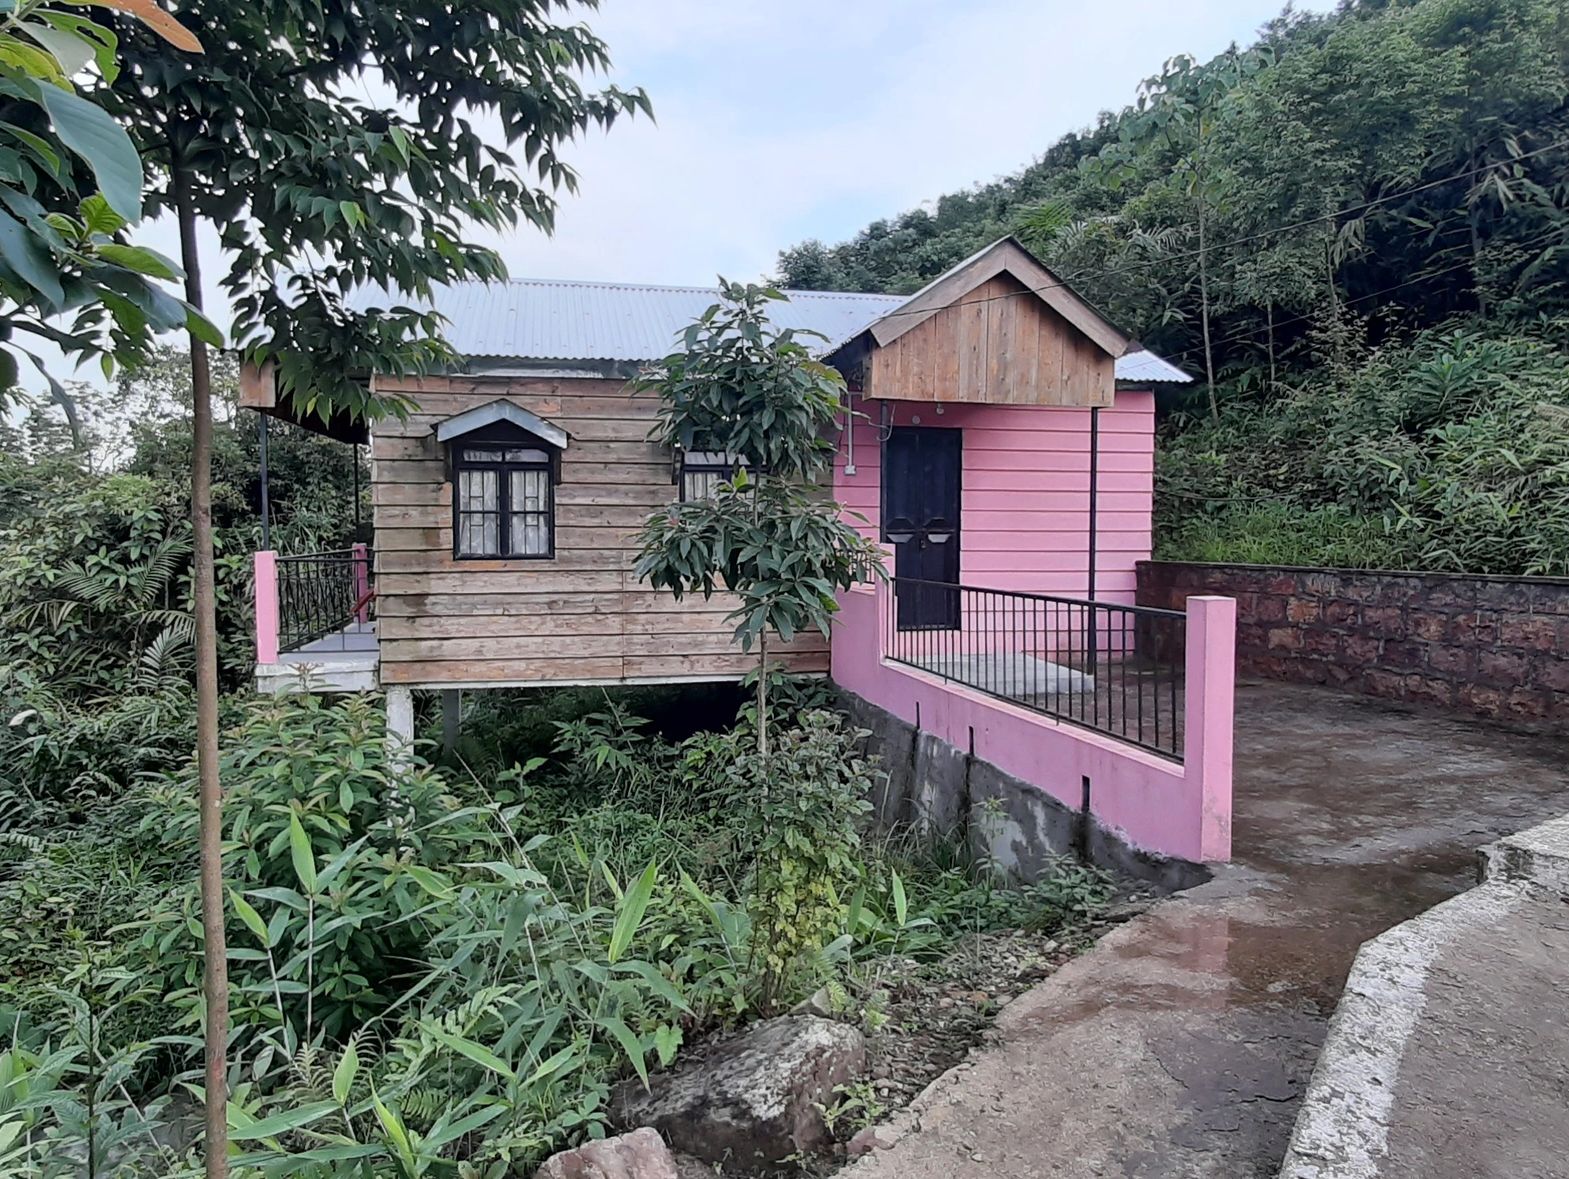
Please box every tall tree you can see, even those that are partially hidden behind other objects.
[634,282,884,757]
[99,5,649,1173]
[0,0,207,415]
[1123,47,1268,417]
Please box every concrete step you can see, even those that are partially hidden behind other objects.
[1279,815,1569,1179]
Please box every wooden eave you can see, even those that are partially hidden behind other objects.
[866,236,1129,358]
[238,360,368,444]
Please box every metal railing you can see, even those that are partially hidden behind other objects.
[276,545,373,654]
[885,577,1188,761]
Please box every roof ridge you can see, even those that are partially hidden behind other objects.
[459,275,906,302]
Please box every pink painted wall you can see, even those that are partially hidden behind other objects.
[830,579,1234,864]
[834,389,1156,603]
[254,549,279,665]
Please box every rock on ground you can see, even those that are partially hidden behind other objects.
[612,1014,866,1172]
[535,1127,679,1179]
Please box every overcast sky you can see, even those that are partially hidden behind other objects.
[494,0,1333,286]
[26,0,1332,394]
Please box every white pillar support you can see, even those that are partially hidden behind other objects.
[386,685,415,767]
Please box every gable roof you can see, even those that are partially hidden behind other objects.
[347,263,1190,385]
[860,236,1129,358]
[433,399,569,449]
[350,279,901,366]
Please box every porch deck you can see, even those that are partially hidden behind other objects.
[256,621,379,694]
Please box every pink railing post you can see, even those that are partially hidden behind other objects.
[351,542,371,624]
[1183,595,1237,862]
[254,549,279,665]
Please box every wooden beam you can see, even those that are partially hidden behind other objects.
[238,360,276,410]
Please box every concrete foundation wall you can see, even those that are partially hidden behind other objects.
[1139,560,1569,730]
[840,690,1210,893]
[831,577,1236,866]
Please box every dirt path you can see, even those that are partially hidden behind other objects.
[843,681,1569,1179]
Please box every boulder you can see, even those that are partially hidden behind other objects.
[612,1015,867,1171]
[535,1127,679,1179]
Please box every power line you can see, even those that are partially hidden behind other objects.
[1149,224,1569,373]
[869,134,1569,323]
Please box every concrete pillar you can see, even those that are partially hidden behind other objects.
[254,550,279,665]
[386,685,414,767]
[1183,595,1237,864]
[440,689,460,755]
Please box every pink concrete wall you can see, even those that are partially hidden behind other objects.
[830,579,1234,864]
[254,549,279,665]
[834,390,1156,603]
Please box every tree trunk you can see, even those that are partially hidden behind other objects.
[756,628,768,759]
[1324,235,1342,368]
[1196,191,1217,420]
[1192,150,1217,420]
[174,160,228,1179]
[1266,301,1276,391]
[1469,139,1488,318]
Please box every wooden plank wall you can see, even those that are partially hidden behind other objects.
[866,273,1114,406]
[370,375,828,687]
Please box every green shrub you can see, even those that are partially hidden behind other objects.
[1157,322,1569,575]
[729,710,877,1009]
[137,694,481,1051]
[2,688,1114,1175]
[1156,502,1408,569]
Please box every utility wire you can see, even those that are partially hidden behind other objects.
[867,134,1569,322]
[1148,224,1569,373]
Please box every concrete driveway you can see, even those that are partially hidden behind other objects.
[845,680,1569,1178]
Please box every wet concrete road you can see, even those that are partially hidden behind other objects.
[845,680,1569,1179]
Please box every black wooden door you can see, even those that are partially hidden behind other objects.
[884,426,961,630]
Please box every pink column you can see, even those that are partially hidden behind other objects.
[254,550,279,665]
[1184,595,1237,862]
[351,541,371,624]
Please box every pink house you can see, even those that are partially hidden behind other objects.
[245,237,1236,871]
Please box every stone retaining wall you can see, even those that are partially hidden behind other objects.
[1137,561,1569,728]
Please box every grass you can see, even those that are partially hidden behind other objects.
[1156,501,1410,570]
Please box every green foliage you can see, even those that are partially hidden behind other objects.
[0,687,1113,1174]
[637,472,881,651]
[1156,503,1407,570]
[633,281,884,756]
[0,350,364,823]
[728,710,875,1009]
[817,1078,888,1139]
[0,0,214,407]
[1158,322,1569,574]
[137,694,468,1049]
[100,0,650,422]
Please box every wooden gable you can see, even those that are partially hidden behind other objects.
[853,238,1127,408]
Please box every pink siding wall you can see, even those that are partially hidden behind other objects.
[833,390,1156,602]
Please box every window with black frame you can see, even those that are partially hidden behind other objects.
[679,450,748,502]
[453,442,554,558]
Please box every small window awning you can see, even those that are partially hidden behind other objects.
[433,399,570,449]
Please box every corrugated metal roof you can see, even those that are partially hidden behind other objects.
[348,277,1190,383]
[1115,348,1191,384]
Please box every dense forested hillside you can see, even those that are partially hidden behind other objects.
[779,0,1569,575]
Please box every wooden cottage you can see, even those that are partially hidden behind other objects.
[244,237,1189,741]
